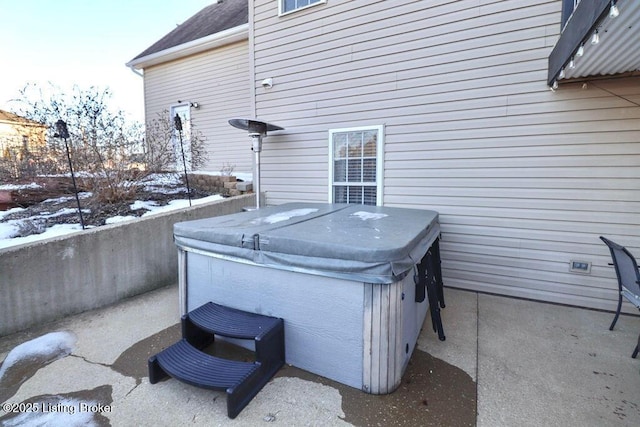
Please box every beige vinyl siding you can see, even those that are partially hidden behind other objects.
[144,40,252,173]
[250,0,640,312]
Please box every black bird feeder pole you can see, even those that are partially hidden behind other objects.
[174,114,192,206]
[55,119,85,229]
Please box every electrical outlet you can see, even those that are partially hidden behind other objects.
[569,260,591,274]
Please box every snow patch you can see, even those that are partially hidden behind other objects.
[251,208,319,225]
[130,200,159,211]
[0,173,226,249]
[41,208,91,219]
[43,192,92,204]
[0,220,21,240]
[0,331,77,382]
[350,211,388,221]
[0,206,25,221]
[105,215,137,224]
[0,182,42,191]
[139,194,225,217]
[0,223,84,250]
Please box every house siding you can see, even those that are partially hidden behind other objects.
[144,40,252,174]
[251,0,640,311]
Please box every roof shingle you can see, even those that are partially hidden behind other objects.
[131,0,248,62]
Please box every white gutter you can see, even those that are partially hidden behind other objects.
[128,65,143,77]
[126,23,249,70]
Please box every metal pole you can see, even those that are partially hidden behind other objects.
[251,134,262,209]
[56,120,85,229]
[254,150,260,209]
[174,115,192,206]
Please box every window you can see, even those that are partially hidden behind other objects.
[329,125,383,206]
[279,0,325,15]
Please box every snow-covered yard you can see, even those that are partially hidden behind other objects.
[0,173,251,250]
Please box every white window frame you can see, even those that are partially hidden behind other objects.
[328,125,384,206]
[279,0,326,16]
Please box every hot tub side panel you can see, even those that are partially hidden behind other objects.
[185,251,366,390]
[362,272,429,395]
[363,280,403,394]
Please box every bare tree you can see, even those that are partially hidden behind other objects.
[6,83,208,204]
[144,109,208,173]
[10,84,147,203]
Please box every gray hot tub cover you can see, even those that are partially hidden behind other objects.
[174,202,440,284]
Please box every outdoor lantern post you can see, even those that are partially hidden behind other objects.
[174,114,192,207]
[54,119,85,230]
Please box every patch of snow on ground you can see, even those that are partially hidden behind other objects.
[0,182,43,191]
[0,224,84,249]
[104,215,137,224]
[42,192,92,204]
[0,331,77,382]
[140,194,224,217]
[0,220,21,240]
[350,211,388,221]
[40,208,91,219]
[104,195,224,224]
[0,172,228,249]
[140,173,185,193]
[0,206,25,221]
[130,200,159,211]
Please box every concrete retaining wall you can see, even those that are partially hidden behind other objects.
[0,194,255,337]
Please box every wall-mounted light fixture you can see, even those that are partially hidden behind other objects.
[190,102,200,109]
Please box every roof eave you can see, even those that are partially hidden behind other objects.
[126,23,249,70]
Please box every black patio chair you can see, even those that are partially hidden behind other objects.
[600,236,640,358]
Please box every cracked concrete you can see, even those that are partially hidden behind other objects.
[1,285,639,426]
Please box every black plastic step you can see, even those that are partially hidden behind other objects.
[150,339,259,390]
[188,302,282,340]
[149,301,285,419]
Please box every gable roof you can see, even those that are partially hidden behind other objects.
[0,109,46,128]
[128,0,248,68]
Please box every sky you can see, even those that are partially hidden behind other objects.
[0,0,214,123]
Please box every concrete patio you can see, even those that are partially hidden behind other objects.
[1,285,639,426]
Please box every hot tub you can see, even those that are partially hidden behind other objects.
[173,202,442,394]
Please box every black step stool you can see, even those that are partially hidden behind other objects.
[149,302,285,418]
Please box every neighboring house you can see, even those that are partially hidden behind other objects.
[131,0,640,313]
[126,0,251,174]
[0,109,47,159]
